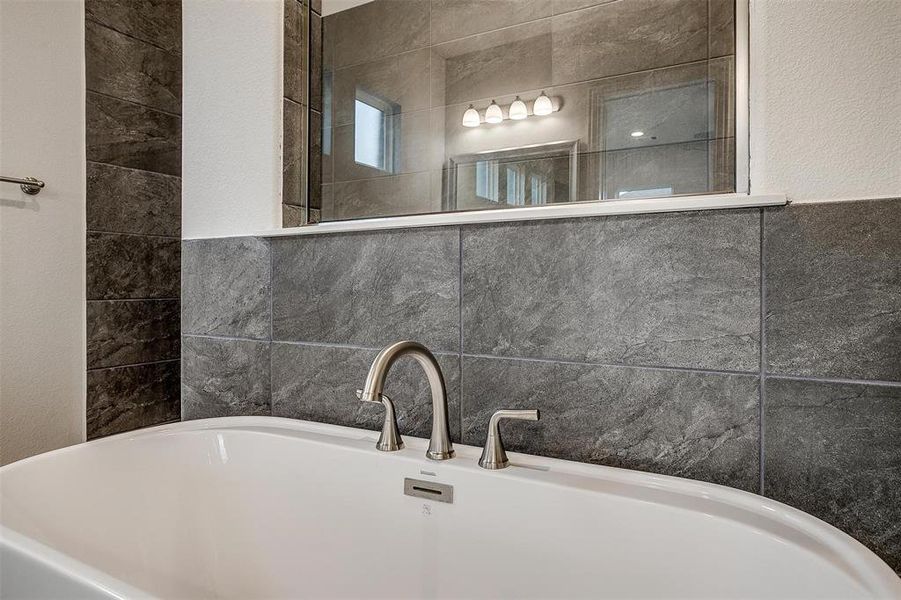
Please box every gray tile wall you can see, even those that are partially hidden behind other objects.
[182,198,901,573]
[85,0,182,438]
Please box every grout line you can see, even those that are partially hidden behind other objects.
[87,160,183,181]
[758,208,766,496]
[765,373,901,389]
[87,297,179,303]
[87,358,180,373]
[87,229,181,240]
[85,16,181,57]
[183,333,270,343]
[460,353,760,378]
[86,89,182,120]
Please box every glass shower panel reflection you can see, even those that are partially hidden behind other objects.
[318,0,736,222]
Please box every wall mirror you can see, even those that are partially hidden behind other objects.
[289,0,743,226]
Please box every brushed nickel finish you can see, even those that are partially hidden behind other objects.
[358,341,455,460]
[1,175,44,195]
[478,409,540,470]
[403,478,453,504]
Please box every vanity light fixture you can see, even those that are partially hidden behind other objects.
[485,100,503,124]
[462,104,481,128]
[509,96,528,120]
[532,91,553,116]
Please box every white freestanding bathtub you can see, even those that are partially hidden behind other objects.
[1,417,898,599]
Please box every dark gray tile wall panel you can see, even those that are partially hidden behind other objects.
[271,227,459,351]
[284,0,306,105]
[309,109,322,210]
[85,20,181,114]
[765,200,901,382]
[86,162,180,237]
[764,378,901,572]
[182,237,271,339]
[85,0,182,54]
[708,0,735,58]
[272,343,461,441]
[283,99,305,207]
[87,299,180,369]
[181,337,272,419]
[463,210,760,371]
[310,11,322,113]
[87,361,180,439]
[283,204,306,228]
[86,232,180,300]
[86,92,181,176]
[550,0,708,86]
[461,356,759,490]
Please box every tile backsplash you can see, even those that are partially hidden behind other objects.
[182,198,901,573]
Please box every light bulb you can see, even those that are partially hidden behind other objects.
[630,130,645,138]
[485,100,503,124]
[533,91,553,116]
[509,96,528,120]
[462,104,481,128]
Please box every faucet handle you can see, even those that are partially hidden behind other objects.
[478,409,540,470]
[356,390,404,452]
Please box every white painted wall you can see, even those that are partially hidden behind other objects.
[749,0,901,202]
[182,0,283,239]
[0,0,86,465]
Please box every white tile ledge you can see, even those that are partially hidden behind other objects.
[260,193,787,238]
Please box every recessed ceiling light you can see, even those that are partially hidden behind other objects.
[630,130,645,137]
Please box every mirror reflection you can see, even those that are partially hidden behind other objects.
[300,0,736,224]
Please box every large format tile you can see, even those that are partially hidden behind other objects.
[764,378,901,573]
[85,0,182,54]
[765,200,901,381]
[461,356,759,490]
[283,203,306,227]
[310,10,323,112]
[271,226,459,351]
[85,20,181,114]
[86,92,181,176]
[283,98,305,206]
[330,0,429,68]
[272,343,461,441]
[551,0,708,86]
[182,237,270,339]
[284,0,307,105]
[87,299,180,369]
[325,172,436,220]
[430,0,552,44]
[709,0,735,58]
[181,337,271,419]
[309,109,322,209]
[463,210,760,371]
[87,361,180,439]
[436,20,552,105]
[86,162,180,237]
[86,232,180,300]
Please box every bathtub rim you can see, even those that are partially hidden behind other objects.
[1,415,899,598]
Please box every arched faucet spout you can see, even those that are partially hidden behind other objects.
[358,341,455,460]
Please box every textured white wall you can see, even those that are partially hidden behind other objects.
[749,0,901,201]
[182,0,283,239]
[0,0,86,464]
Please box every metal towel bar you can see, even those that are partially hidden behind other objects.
[1,175,45,195]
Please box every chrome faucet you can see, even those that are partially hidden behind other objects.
[357,341,455,460]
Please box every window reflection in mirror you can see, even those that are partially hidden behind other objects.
[311,0,737,223]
